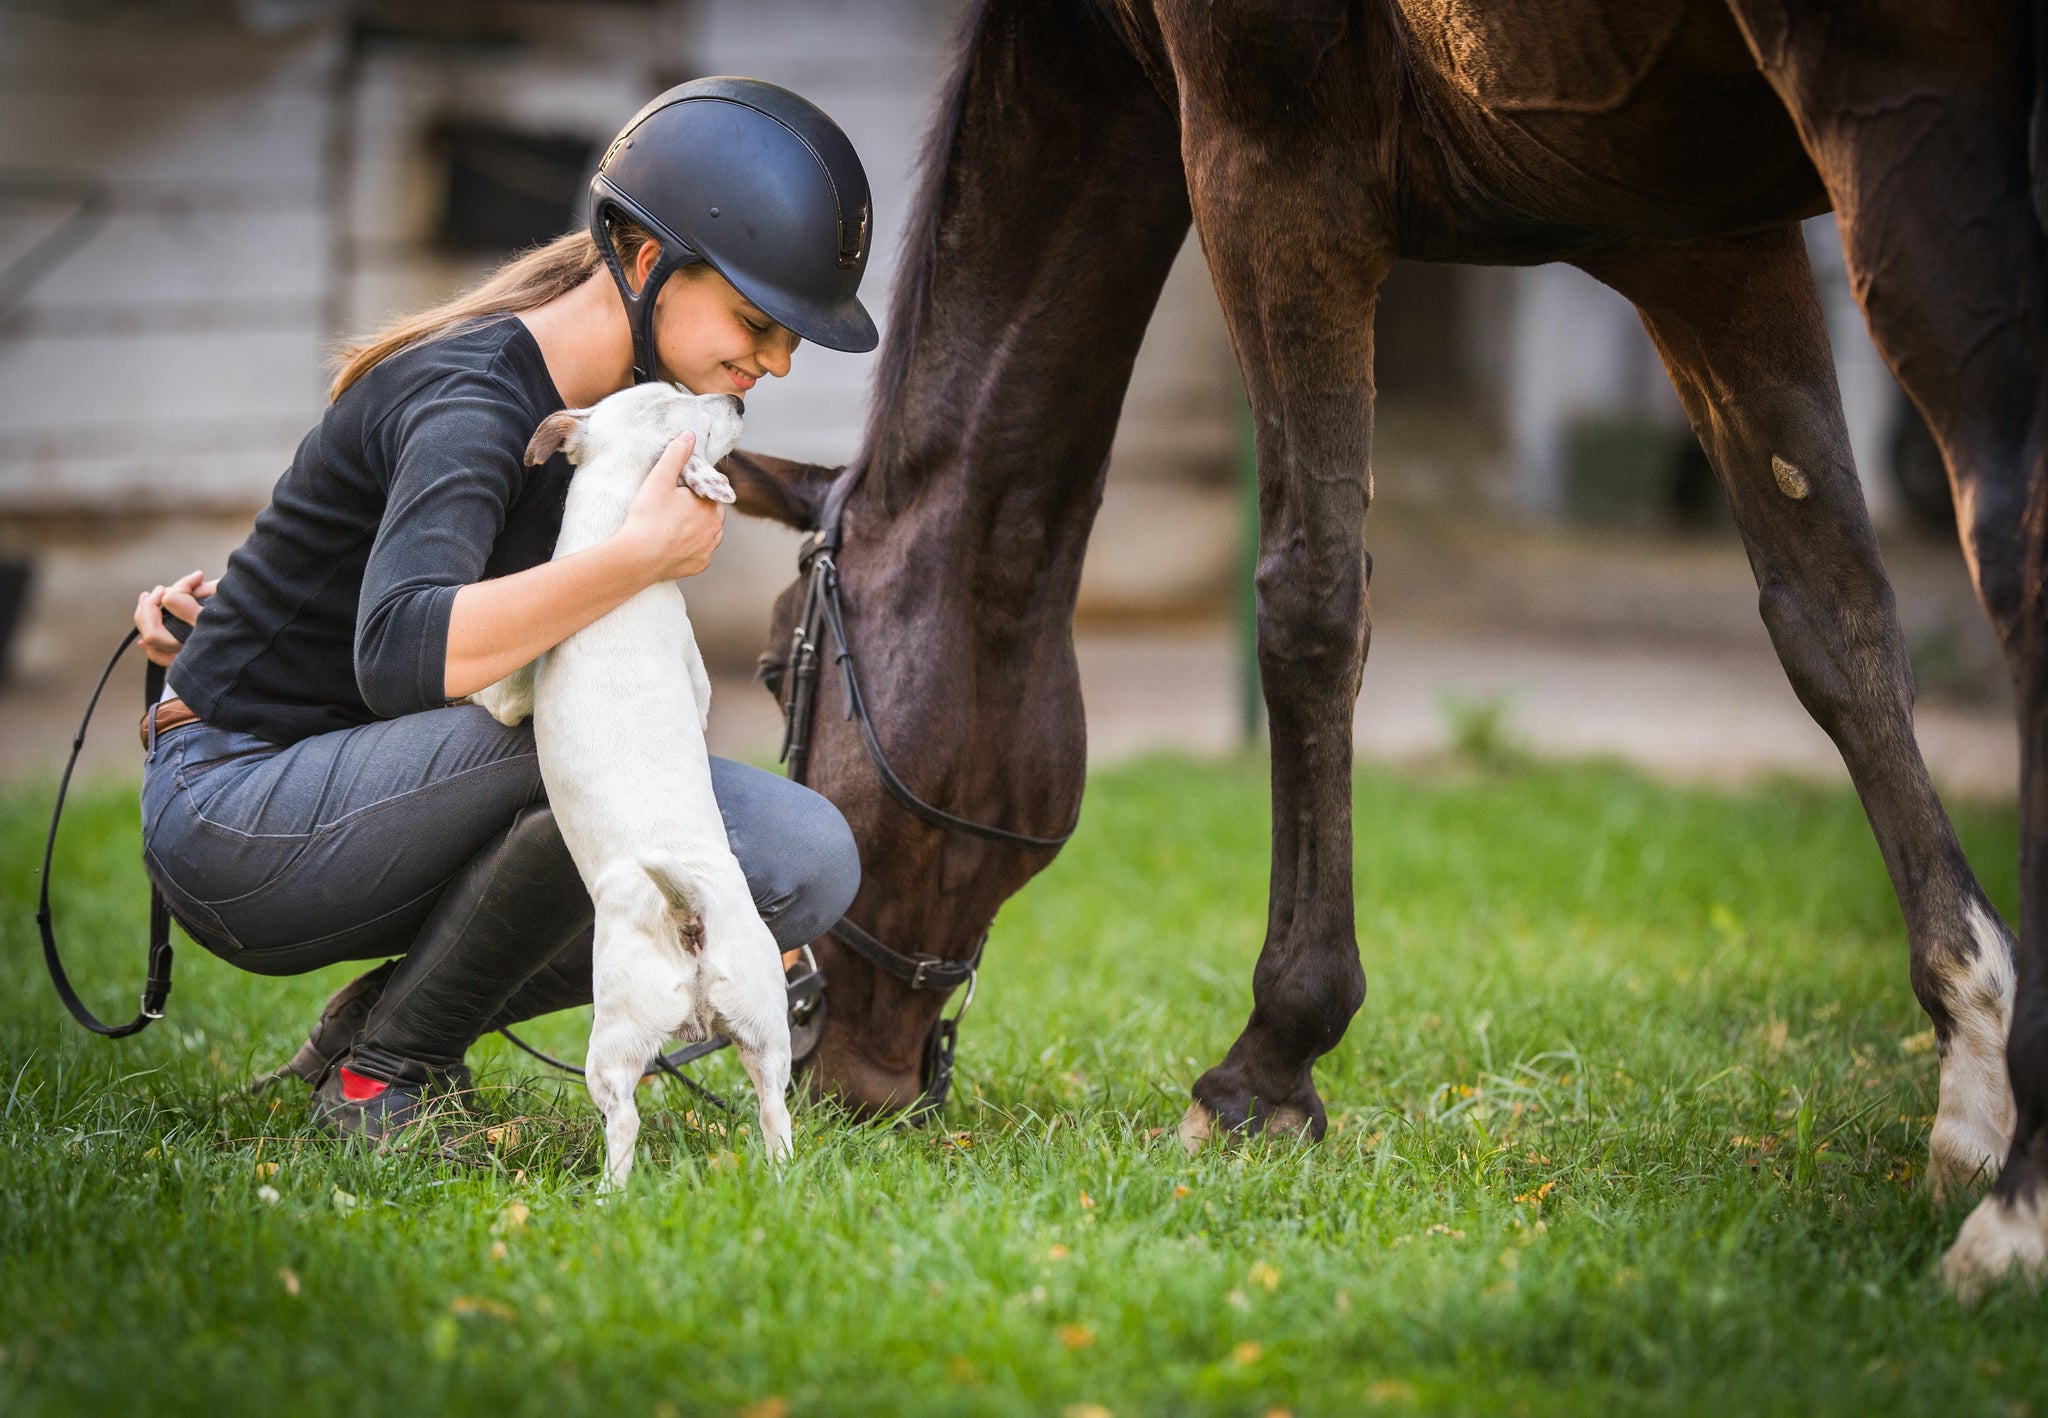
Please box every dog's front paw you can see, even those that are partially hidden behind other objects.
[682,457,736,505]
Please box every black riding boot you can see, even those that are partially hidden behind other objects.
[488,929,596,1029]
[311,804,592,1139]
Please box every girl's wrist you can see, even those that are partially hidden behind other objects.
[599,524,661,589]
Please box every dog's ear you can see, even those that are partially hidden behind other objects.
[525,409,589,466]
[718,449,840,530]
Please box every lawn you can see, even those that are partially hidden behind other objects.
[1,754,2041,1416]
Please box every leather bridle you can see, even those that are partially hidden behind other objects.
[775,464,1076,1121]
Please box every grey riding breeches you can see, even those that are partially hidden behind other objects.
[139,702,859,978]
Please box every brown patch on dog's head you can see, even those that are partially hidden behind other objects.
[525,409,589,466]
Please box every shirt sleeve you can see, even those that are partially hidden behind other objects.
[353,375,532,718]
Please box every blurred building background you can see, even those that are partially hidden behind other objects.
[0,0,2014,795]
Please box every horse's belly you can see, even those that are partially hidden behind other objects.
[1389,0,1825,249]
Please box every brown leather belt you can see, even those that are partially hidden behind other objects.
[140,696,202,748]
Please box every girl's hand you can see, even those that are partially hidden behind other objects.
[134,569,218,668]
[616,431,726,581]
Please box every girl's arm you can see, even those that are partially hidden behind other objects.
[441,430,722,699]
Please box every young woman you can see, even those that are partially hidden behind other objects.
[132,79,875,1140]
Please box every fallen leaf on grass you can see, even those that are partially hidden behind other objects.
[1047,1244,1071,1261]
[1064,1405,1113,1418]
[450,1295,517,1321]
[1231,1340,1262,1366]
[278,1267,300,1297]
[255,1161,279,1180]
[1172,1185,1190,1199]
[1366,1378,1418,1404]
[492,1200,530,1234]
[736,1399,788,1418]
[485,1124,521,1149]
[1513,1181,1556,1207]
[490,1241,508,1261]
[1247,1261,1280,1292]
[1901,1029,1936,1056]
[331,1188,357,1213]
[709,1150,740,1172]
[1059,1324,1096,1351]
[1079,1190,1095,1210]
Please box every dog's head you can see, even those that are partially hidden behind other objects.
[525,384,746,497]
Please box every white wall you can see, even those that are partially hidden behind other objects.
[0,8,338,513]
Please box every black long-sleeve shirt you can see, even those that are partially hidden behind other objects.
[169,316,571,745]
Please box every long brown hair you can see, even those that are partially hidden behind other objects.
[327,220,654,401]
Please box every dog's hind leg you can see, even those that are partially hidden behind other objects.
[702,898,794,1162]
[730,1021,793,1163]
[585,1012,654,1194]
[586,868,686,1192]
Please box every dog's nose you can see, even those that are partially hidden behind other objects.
[722,394,745,416]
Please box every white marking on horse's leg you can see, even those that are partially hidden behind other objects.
[1178,1101,1214,1156]
[1770,454,1811,499]
[1941,1189,2048,1300]
[1928,899,2017,1200]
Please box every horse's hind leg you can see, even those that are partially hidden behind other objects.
[1172,49,1388,1143]
[1728,0,2048,1295]
[1582,226,2016,1198]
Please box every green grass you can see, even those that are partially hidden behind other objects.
[1,755,2041,1416]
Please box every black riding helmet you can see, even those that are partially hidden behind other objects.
[590,76,878,384]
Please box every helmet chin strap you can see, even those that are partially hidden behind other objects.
[593,209,689,385]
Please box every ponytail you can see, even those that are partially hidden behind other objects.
[327,219,655,401]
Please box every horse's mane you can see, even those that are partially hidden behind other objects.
[857,0,990,481]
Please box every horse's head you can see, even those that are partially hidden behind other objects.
[721,448,1010,1118]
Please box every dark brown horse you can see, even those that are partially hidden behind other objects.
[721,0,2047,1294]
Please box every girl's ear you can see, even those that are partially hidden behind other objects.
[718,449,841,529]
[525,409,589,465]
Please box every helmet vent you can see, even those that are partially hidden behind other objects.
[837,203,870,270]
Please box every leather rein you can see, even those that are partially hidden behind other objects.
[775,465,1076,1121]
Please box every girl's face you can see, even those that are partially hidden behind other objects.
[634,243,799,397]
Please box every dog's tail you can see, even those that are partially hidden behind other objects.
[639,851,708,955]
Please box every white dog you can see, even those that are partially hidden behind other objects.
[474,382,793,1189]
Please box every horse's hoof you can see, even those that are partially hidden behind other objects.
[1941,1190,2048,1301]
[1188,1062,1328,1145]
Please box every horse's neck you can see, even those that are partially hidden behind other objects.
[849,0,1189,586]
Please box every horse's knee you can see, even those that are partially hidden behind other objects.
[1254,541,1367,679]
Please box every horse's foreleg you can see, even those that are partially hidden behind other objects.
[1585,227,2016,1199]
[1176,137,1387,1146]
[1726,0,2048,1295]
